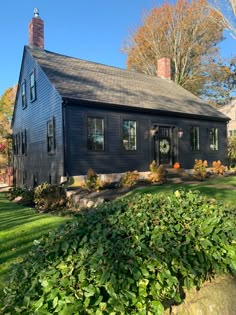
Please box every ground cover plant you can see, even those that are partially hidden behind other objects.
[2,190,236,314]
[0,193,69,295]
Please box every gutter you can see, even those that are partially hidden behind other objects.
[62,97,229,123]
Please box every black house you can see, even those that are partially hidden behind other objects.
[12,10,229,187]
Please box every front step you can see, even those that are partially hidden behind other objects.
[166,168,194,182]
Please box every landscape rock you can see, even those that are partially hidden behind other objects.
[13,196,23,203]
[86,200,95,208]
[71,194,82,205]
[66,190,77,198]
[94,197,105,207]
[165,275,236,315]
[88,191,101,199]
[78,198,89,209]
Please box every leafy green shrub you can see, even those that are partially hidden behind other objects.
[119,170,140,188]
[193,159,208,179]
[228,136,236,168]
[149,161,167,184]
[2,190,236,314]
[84,168,104,191]
[7,187,25,200]
[212,160,226,175]
[34,183,67,212]
[7,187,34,205]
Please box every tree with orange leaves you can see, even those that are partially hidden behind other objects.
[123,0,224,96]
[0,86,16,166]
[0,86,16,136]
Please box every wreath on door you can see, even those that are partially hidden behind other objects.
[160,139,170,154]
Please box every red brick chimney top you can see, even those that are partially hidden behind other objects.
[157,57,171,80]
[28,8,44,49]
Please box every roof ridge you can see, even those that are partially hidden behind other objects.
[26,45,228,121]
[27,45,176,84]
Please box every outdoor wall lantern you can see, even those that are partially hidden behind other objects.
[178,128,184,138]
[150,125,159,137]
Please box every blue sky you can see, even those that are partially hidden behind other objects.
[1,0,236,96]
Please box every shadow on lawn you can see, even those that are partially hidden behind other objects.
[0,222,64,279]
[0,214,48,230]
[0,193,69,283]
[0,223,63,261]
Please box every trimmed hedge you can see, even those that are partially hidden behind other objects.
[2,190,236,314]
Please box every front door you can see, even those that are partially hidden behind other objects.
[156,126,172,165]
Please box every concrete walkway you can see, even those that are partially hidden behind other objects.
[0,183,11,192]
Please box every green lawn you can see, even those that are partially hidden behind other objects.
[129,175,236,206]
[201,176,236,187]
[0,193,70,291]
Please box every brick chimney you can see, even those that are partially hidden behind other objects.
[28,8,44,49]
[157,57,171,80]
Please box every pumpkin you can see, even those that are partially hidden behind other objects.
[173,162,180,169]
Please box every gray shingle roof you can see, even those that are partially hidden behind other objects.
[28,46,228,121]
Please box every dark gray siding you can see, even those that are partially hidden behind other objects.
[12,47,227,186]
[12,49,64,187]
[65,103,227,176]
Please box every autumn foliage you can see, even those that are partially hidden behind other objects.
[149,161,167,183]
[123,0,224,95]
[212,160,226,174]
[193,159,208,179]
[0,86,16,136]
[0,86,16,166]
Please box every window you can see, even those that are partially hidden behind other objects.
[13,135,17,155]
[21,80,27,109]
[21,130,27,155]
[23,171,27,186]
[47,119,55,154]
[209,128,219,150]
[18,134,22,155]
[123,120,137,150]
[87,117,105,151]
[229,130,236,137]
[33,173,38,187]
[30,70,36,101]
[190,126,199,151]
[15,134,21,155]
[15,135,18,155]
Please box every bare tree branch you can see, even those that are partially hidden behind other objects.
[209,0,236,39]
